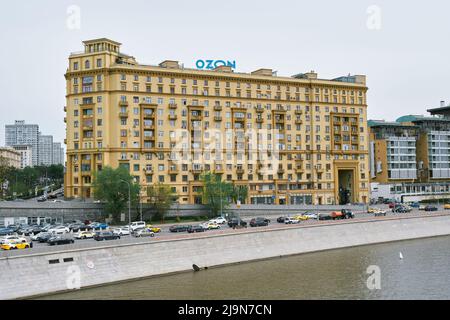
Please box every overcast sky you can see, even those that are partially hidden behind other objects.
[1,0,449,147]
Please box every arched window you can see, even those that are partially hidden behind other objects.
[85,60,90,69]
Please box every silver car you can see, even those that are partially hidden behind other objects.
[134,228,155,238]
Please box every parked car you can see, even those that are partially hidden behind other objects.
[130,221,146,231]
[113,227,131,236]
[134,228,155,238]
[47,236,75,246]
[409,202,420,208]
[425,205,438,212]
[1,240,31,250]
[277,216,287,223]
[302,212,318,220]
[90,222,109,230]
[393,205,412,213]
[187,225,206,233]
[285,217,301,224]
[330,209,354,220]
[18,225,44,236]
[74,231,95,239]
[0,235,27,245]
[146,225,162,233]
[69,223,92,232]
[0,227,15,236]
[444,204,450,210]
[37,196,47,202]
[374,209,387,217]
[228,218,248,228]
[48,225,70,234]
[367,207,379,214]
[249,217,270,227]
[209,217,227,225]
[169,225,191,233]
[292,214,309,221]
[94,231,120,241]
[35,232,54,243]
[201,222,221,230]
[388,202,397,209]
[318,213,333,221]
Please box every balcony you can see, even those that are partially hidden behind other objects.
[275,118,285,124]
[64,106,67,112]
[295,120,303,125]
[191,167,204,174]
[143,168,154,175]
[294,110,303,115]
[255,107,264,113]
[119,111,129,118]
[143,124,155,130]
[236,168,245,174]
[169,103,178,109]
[214,105,222,111]
[214,167,224,174]
[168,166,179,174]
[190,114,202,121]
[277,168,285,174]
[255,117,264,123]
[143,113,155,119]
[169,114,178,120]
[143,135,155,141]
[119,101,129,107]
[214,116,222,122]
[295,166,303,173]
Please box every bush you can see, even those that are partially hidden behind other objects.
[176,216,181,223]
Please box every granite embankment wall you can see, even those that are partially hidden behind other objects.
[1,214,449,300]
[0,202,366,222]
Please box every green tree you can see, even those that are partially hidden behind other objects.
[201,172,233,217]
[147,183,176,222]
[92,166,140,223]
[231,185,249,204]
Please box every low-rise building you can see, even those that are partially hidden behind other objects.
[0,147,21,169]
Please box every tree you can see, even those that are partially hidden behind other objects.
[92,166,140,223]
[201,172,233,217]
[0,156,10,198]
[231,185,249,204]
[147,183,176,222]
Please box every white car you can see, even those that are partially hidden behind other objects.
[285,217,300,224]
[48,226,70,234]
[303,213,318,220]
[113,227,131,236]
[74,231,95,239]
[130,221,146,231]
[0,235,27,245]
[209,217,227,225]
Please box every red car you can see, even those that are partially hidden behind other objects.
[388,202,396,209]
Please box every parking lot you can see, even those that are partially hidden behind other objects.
[1,204,449,259]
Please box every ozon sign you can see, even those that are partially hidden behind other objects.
[195,59,236,70]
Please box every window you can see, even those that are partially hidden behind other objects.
[74,62,79,70]
[96,59,102,68]
[85,60,90,69]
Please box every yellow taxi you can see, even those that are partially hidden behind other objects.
[444,204,450,210]
[293,214,309,221]
[146,225,162,233]
[1,240,31,250]
[368,207,379,214]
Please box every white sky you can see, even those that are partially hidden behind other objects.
[1,0,449,146]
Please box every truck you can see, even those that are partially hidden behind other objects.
[330,209,354,220]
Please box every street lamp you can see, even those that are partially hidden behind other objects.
[119,179,131,231]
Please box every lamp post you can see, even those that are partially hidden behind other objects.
[120,179,131,231]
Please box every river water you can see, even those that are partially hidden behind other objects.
[41,236,450,300]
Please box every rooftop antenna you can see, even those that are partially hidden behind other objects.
[272,70,278,76]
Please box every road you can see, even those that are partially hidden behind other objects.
[1,205,448,259]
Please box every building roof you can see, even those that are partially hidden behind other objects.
[368,120,414,128]
[427,105,450,115]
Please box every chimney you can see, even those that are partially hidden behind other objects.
[440,100,446,107]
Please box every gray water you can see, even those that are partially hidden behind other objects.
[41,236,450,300]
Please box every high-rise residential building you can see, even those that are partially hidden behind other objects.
[0,147,21,169]
[38,134,53,166]
[52,142,64,165]
[5,120,39,166]
[11,145,33,169]
[369,101,450,202]
[64,38,370,204]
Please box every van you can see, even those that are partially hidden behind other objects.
[130,221,146,231]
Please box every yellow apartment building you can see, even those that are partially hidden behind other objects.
[64,38,370,205]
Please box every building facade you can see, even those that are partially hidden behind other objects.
[5,120,39,166]
[369,102,450,202]
[52,142,64,165]
[0,147,21,169]
[64,38,370,205]
[38,134,53,166]
[11,145,33,169]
